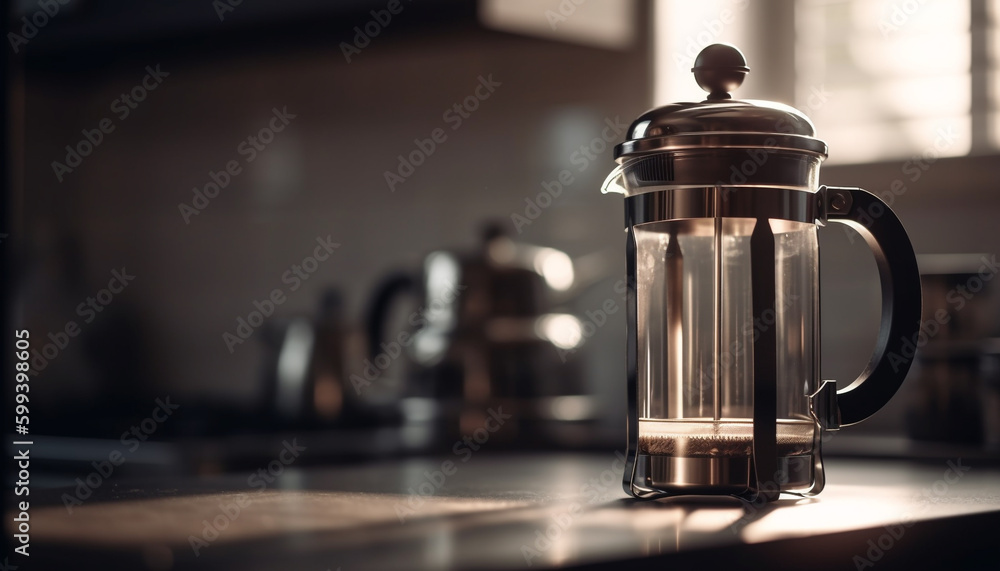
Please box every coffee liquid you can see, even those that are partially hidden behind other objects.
[637,419,814,457]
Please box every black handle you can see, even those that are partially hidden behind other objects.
[365,273,417,362]
[822,186,922,427]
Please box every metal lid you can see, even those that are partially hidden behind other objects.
[614,43,828,160]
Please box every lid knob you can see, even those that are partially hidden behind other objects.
[691,43,749,101]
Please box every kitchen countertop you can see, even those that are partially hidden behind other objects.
[18,452,1000,570]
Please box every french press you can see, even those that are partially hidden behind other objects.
[602,44,922,501]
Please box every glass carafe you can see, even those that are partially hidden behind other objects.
[603,44,922,501]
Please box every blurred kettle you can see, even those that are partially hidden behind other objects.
[363,222,608,445]
[259,288,356,429]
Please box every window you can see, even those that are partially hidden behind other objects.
[654,0,998,164]
[796,0,975,163]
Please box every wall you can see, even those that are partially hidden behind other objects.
[19,21,651,440]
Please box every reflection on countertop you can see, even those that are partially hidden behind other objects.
[17,453,1000,570]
